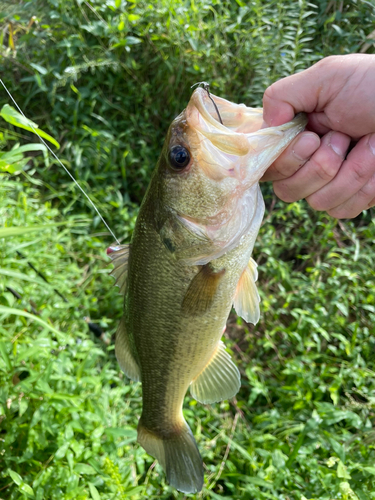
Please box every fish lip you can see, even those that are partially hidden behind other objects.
[188,88,230,129]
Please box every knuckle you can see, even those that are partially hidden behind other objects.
[358,182,374,200]
[327,207,345,219]
[328,207,356,219]
[349,159,370,185]
[357,175,375,206]
[314,55,340,71]
[273,182,297,203]
[263,83,278,104]
[268,162,285,180]
[312,56,332,74]
[264,82,277,98]
[307,195,328,212]
[313,58,327,70]
[274,158,301,179]
[309,155,339,182]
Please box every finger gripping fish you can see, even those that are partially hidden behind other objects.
[109,88,306,493]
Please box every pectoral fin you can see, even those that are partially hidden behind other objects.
[233,257,260,325]
[190,341,240,404]
[108,244,130,295]
[182,264,225,315]
[115,317,140,382]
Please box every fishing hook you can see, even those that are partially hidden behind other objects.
[191,81,223,125]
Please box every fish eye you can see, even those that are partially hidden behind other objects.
[168,145,190,171]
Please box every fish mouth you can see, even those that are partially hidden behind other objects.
[186,87,307,182]
[188,87,264,137]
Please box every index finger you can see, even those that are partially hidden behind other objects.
[262,61,328,127]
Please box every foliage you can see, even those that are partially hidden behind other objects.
[1,0,374,235]
[0,104,59,175]
[0,0,375,499]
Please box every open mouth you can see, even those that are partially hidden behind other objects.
[186,87,268,159]
[185,87,307,183]
[188,87,264,135]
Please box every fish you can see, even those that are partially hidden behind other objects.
[108,87,306,493]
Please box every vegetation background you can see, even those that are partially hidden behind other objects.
[1,0,375,498]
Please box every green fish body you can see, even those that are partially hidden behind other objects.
[109,89,306,493]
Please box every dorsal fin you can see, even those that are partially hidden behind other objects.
[107,244,130,295]
[233,257,260,325]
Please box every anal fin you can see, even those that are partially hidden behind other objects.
[233,257,260,325]
[190,341,240,404]
[115,317,140,382]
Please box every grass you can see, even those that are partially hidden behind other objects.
[1,0,375,498]
[2,176,375,499]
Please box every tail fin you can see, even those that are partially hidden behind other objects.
[137,419,204,493]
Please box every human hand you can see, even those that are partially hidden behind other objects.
[262,54,375,218]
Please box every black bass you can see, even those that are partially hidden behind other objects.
[109,88,306,493]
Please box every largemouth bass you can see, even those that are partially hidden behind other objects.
[108,88,306,493]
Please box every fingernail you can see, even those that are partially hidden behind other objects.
[293,132,320,161]
[369,133,375,156]
[330,131,349,158]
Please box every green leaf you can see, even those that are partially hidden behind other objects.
[10,144,47,154]
[19,399,28,416]
[19,483,35,497]
[0,221,85,238]
[0,341,11,370]
[74,464,97,475]
[0,160,17,173]
[337,460,351,479]
[104,427,137,439]
[0,105,60,148]
[9,470,23,486]
[209,425,253,461]
[362,467,375,476]
[29,62,48,75]
[55,442,70,459]
[88,483,101,500]
[0,146,32,172]
[238,475,274,489]
[0,269,55,287]
[126,36,142,44]
[0,306,64,339]
[286,426,308,468]
[208,492,232,500]
[122,486,145,496]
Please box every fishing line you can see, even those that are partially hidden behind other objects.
[191,81,223,125]
[0,78,120,245]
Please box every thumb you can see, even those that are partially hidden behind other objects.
[262,64,324,127]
